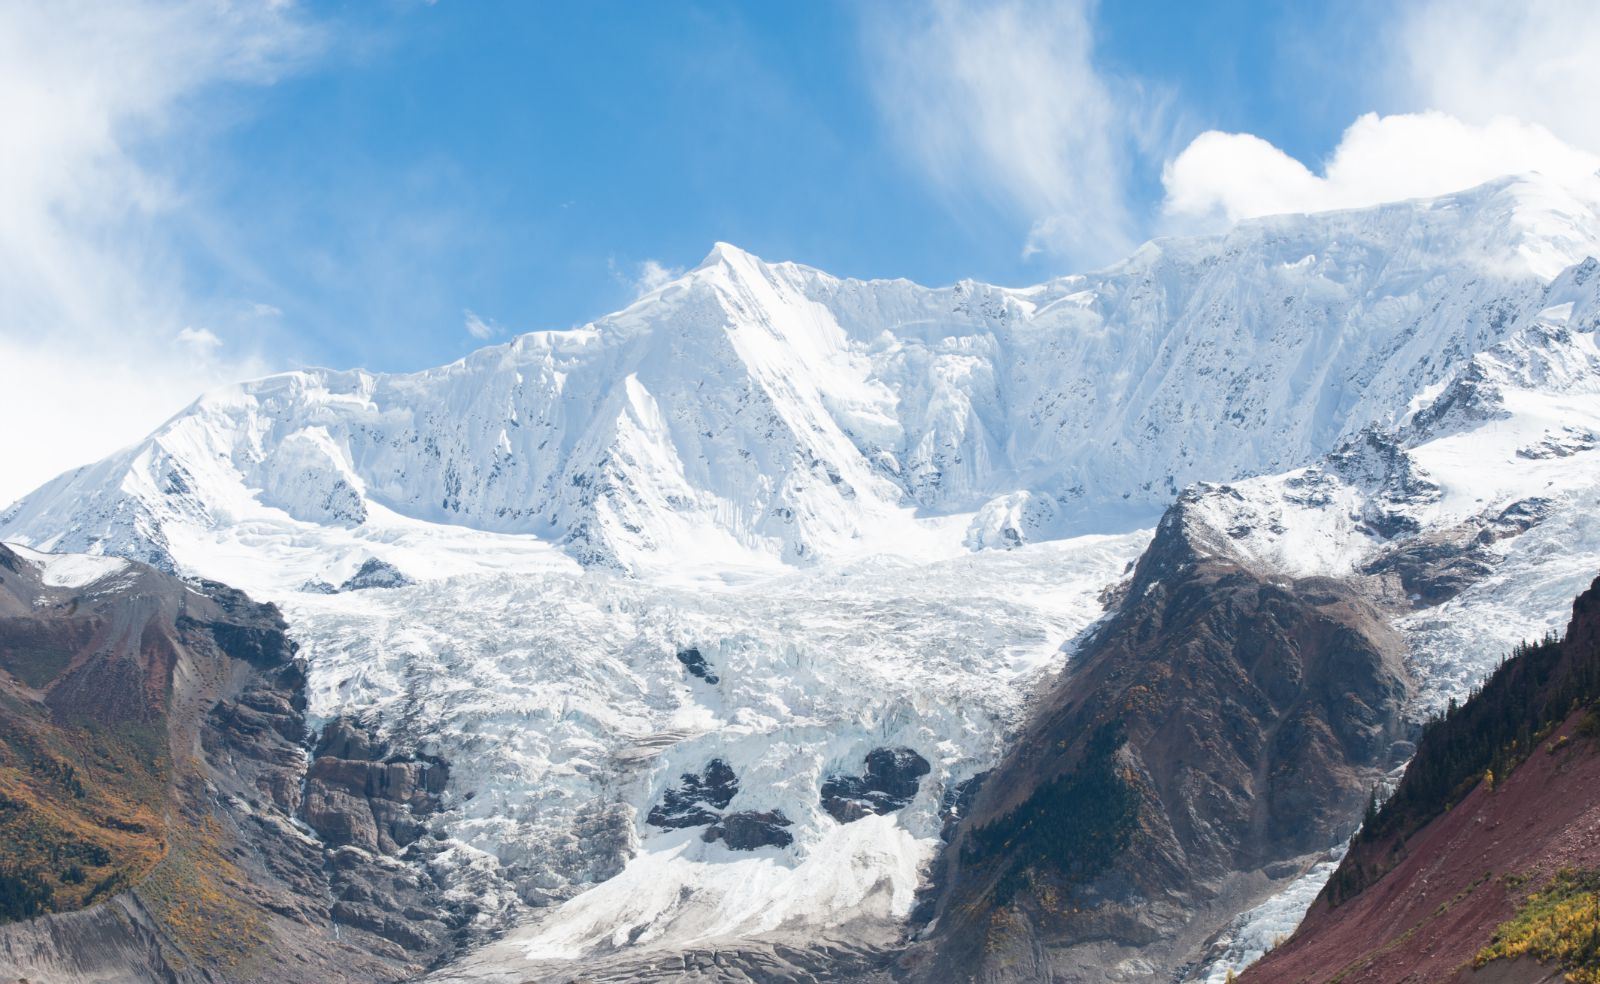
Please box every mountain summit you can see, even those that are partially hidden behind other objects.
[7,173,1600,576]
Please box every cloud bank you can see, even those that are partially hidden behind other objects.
[1398,0,1600,153]
[1163,112,1600,226]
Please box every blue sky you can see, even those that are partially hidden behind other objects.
[2,0,1599,501]
[194,1,1388,373]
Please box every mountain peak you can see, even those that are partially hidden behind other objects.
[8,181,1600,576]
[695,240,763,271]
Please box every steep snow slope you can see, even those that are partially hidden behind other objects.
[1179,256,1600,708]
[6,174,1600,574]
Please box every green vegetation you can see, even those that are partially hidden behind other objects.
[141,813,269,970]
[0,866,53,920]
[964,722,1140,905]
[1365,636,1565,841]
[1475,868,1600,983]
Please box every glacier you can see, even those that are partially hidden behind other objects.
[6,171,1600,977]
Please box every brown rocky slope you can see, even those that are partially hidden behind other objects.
[0,543,465,983]
[904,494,1416,983]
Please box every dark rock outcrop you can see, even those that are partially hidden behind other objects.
[821,747,931,823]
[646,759,739,829]
[1361,497,1550,607]
[702,810,794,851]
[644,760,791,850]
[1326,427,1441,510]
[338,557,413,591]
[907,498,1414,982]
[297,717,457,954]
[675,647,719,684]
[303,717,449,854]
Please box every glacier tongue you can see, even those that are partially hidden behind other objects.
[283,530,1148,957]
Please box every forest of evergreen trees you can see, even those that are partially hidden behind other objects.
[0,866,52,921]
[1328,611,1600,904]
[964,722,1139,906]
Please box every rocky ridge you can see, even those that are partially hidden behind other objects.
[904,493,1416,983]
[0,544,479,983]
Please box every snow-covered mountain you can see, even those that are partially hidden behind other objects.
[6,172,1600,982]
[7,174,1599,576]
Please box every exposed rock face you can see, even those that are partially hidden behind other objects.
[300,717,461,956]
[339,557,414,591]
[304,717,449,853]
[908,500,1414,983]
[642,758,793,850]
[674,647,719,684]
[702,811,794,851]
[1360,497,1550,607]
[643,757,794,850]
[0,544,462,983]
[297,558,412,594]
[820,747,931,823]
[646,759,739,830]
[1240,574,1600,984]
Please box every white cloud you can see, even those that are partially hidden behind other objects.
[1398,0,1600,153]
[633,259,683,297]
[1162,112,1600,227]
[609,257,685,300]
[175,325,224,357]
[0,0,318,506]
[463,309,499,340]
[864,0,1600,264]
[1163,1,1600,231]
[862,0,1157,266]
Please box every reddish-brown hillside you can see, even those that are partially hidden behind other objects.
[1241,574,1600,984]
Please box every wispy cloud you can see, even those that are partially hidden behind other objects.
[1396,0,1600,153]
[632,259,683,297]
[175,325,224,357]
[463,309,499,340]
[0,0,320,505]
[609,257,685,300]
[861,0,1160,268]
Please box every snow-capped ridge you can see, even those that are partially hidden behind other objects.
[8,174,1600,576]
